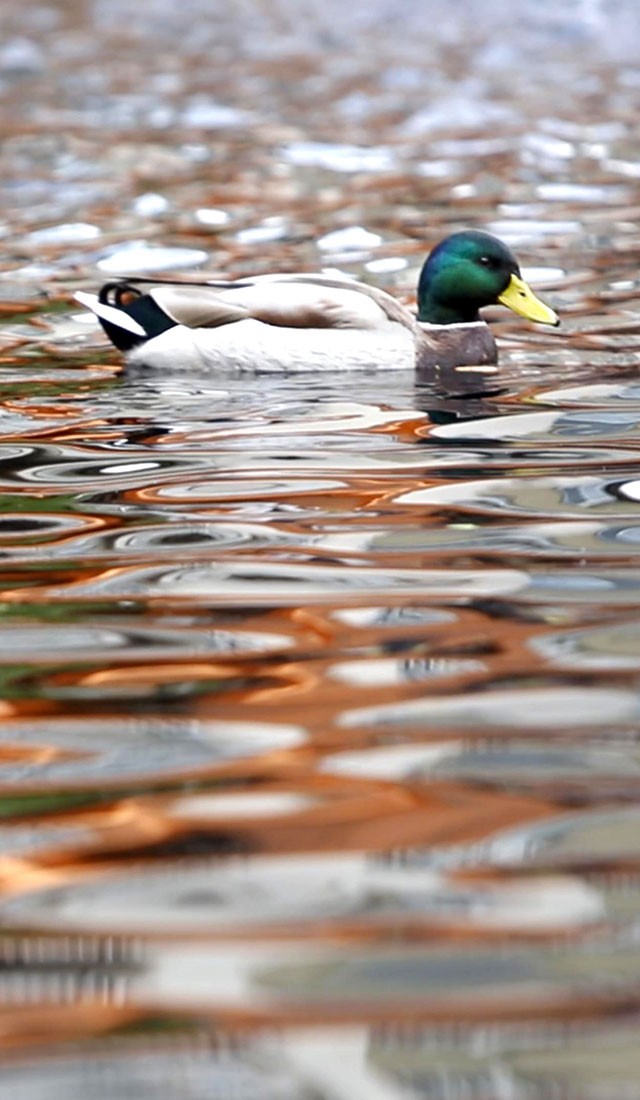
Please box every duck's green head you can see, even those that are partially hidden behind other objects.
[417,229,559,327]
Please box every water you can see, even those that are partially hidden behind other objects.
[2,0,640,1094]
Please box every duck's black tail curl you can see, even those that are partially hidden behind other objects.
[95,281,177,351]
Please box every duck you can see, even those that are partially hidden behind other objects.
[75,229,559,374]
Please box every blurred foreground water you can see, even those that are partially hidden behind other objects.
[2,0,640,1095]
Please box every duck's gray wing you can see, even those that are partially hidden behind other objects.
[149,279,413,332]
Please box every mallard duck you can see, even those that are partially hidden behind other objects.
[75,230,558,373]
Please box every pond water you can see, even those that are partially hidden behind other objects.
[2,0,640,1095]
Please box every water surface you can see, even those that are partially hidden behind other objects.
[2,0,640,1095]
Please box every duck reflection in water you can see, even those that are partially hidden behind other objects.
[414,355,513,425]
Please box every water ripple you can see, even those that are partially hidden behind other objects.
[397,473,640,519]
[4,0,640,1066]
[6,561,530,606]
[0,717,305,788]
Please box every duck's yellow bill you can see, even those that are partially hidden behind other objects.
[498,274,559,326]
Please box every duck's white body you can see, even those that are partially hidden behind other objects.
[77,273,497,375]
[128,317,417,373]
[132,278,416,372]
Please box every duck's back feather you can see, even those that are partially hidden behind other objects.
[151,280,398,332]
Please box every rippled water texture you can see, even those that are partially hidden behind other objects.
[4,0,640,1094]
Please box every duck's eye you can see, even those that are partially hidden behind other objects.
[478,256,491,266]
